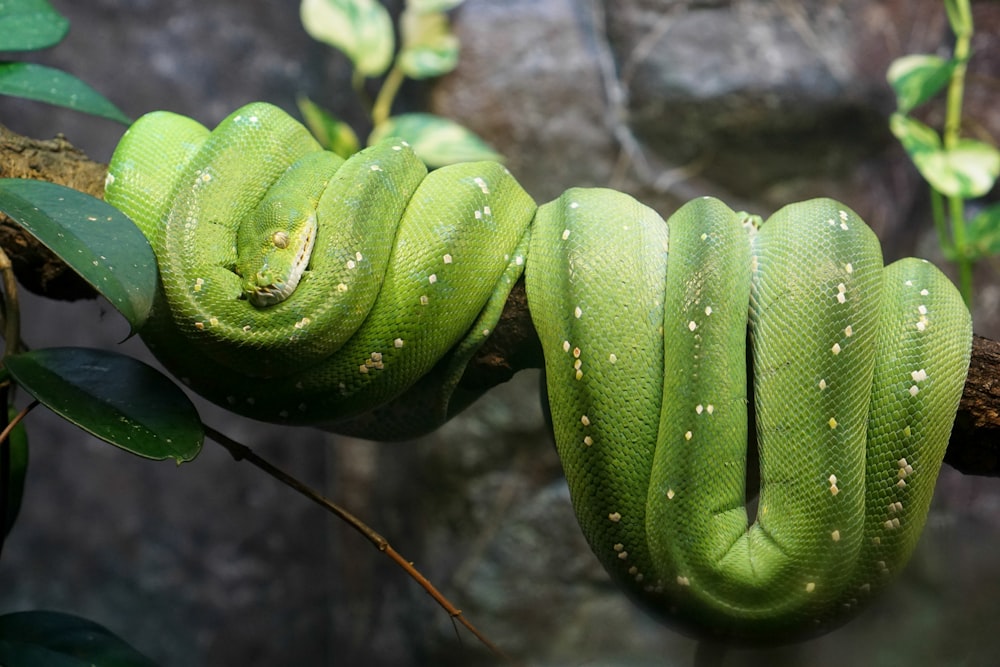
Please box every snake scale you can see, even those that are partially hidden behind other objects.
[105,102,971,643]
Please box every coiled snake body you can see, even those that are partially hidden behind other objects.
[106,102,971,643]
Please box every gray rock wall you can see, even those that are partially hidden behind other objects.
[1,1,998,666]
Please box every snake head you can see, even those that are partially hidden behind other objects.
[237,205,318,308]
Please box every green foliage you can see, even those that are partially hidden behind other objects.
[0,180,156,330]
[0,0,129,124]
[0,182,202,464]
[886,0,998,306]
[0,611,158,667]
[5,348,202,463]
[298,0,499,167]
[369,112,501,167]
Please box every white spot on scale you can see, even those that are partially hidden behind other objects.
[845,263,854,273]
[347,260,356,270]
[920,288,929,296]
[831,530,841,542]
[394,338,404,348]
[696,404,703,414]
[608,512,621,522]
[475,210,483,220]
[573,347,581,358]
[420,295,429,305]
[819,378,827,390]
[805,582,816,593]
[677,576,690,587]
[473,177,489,194]
[443,254,453,264]
[684,431,692,441]
[583,436,593,446]
[905,280,913,287]
[575,306,583,319]
[562,340,571,353]
[569,201,580,209]
[562,229,571,240]
[666,489,675,500]
[618,551,629,560]
[844,325,853,337]
[828,417,838,429]
[370,164,382,171]
[484,206,492,215]
[428,274,437,284]
[688,320,697,332]
[609,353,618,364]
[613,543,624,552]
[704,306,713,316]
[581,415,591,426]
[831,343,842,355]
[912,369,927,382]
[909,385,920,397]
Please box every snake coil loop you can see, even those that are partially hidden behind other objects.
[106,102,971,643]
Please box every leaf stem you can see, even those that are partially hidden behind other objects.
[944,0,974,306]
[371,63,406,128]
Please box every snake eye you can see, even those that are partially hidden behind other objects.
[272,231,289,249]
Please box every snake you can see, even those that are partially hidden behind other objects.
[104,102,972,644]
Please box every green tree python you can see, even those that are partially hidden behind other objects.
[104,102,972,644]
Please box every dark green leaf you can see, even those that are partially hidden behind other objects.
[297,96,360,158]
[0,62,130,125]
[2,407,28,539]
[886,54,955,113]
[5,348,203,463]
[0,610,159,667]
[0,179,156,330]
[0,0,68,51]
[369,113,502,167]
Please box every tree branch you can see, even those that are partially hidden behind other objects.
[2,124,997,475]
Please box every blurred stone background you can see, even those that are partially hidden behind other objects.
[1,0,999,665]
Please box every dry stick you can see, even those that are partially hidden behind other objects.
[202,424,512,663]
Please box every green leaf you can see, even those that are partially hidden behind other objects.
[0,0,69,51]
[0,179,156,330]
[370,113,501,167]
[300,0,394,77]
[965,203,1000,261]
[4,348,203,463]
[297,96,360,158]
[889,113,1000,198]
[886,54,955,113]
[2,407,28,539]
[398,8,460,79]
[0,62,130,125]
[407,0,465,12]
[0,610,160,667]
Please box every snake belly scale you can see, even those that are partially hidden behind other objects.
[105,102,972,643]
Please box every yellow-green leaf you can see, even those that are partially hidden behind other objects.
[297,96,360,158]
[407,0,466,13]
[887,54,954,113]
[370,113,501,167]
[399,8,460,79]
[300,0,394,77]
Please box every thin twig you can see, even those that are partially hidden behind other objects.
[0,246,21,359]
[202,423,512,663]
